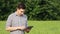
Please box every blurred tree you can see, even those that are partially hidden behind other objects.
[0,0,60,20]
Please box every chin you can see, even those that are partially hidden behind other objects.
[20,14,24,16]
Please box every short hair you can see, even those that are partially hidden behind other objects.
[17,3,26,9]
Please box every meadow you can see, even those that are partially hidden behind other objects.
[0,21,60,34]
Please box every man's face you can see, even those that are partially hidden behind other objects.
[17,8,25,15]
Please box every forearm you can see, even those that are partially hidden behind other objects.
[6,27,18,31]
[6,26,26,31]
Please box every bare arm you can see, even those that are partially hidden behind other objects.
[6,27,18,31]
[6,26,26,31]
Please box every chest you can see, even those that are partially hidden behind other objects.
[11,16,27,26]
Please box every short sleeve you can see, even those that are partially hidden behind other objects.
[22,15,28,27]
[25,19,28,27]
[24,16,28,27]
[6,15,12,28]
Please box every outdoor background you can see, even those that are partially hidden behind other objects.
[0,0,60,34]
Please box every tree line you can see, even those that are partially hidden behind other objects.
[0,0,60,20]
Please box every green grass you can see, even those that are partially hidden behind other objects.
[0,21,60,34]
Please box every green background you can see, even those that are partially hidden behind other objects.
[0,21,60,34]
[0,0,60,20]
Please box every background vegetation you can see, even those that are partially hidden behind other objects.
[0,21,60,34]
[0,0,60,20]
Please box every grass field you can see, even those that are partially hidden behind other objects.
[0,21,60,34]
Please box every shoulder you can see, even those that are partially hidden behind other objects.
[24,14,27,18]
[8,13,15,18]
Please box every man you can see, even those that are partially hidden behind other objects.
[6,3,28,34]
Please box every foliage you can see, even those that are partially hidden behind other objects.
[0,0,60,20]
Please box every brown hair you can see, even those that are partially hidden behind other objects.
[17,3,26,9]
